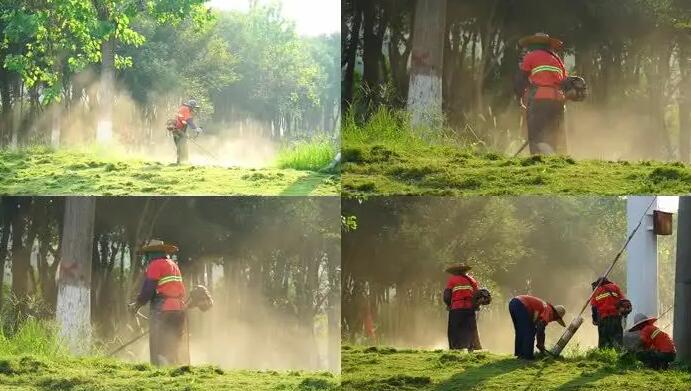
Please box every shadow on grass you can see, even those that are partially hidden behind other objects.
[434,357,529,391]
[551,365,616,391]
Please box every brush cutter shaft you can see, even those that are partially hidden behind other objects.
[551,316,584,356]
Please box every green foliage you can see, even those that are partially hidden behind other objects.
[0,293,52,336]
[0,148,338,195]
[1,0,205,103]
[276,139,336,171]
[0,319,66,359]
[342,346,691,390]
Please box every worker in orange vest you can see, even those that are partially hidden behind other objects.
[171,99,203,164]
[509,294,566,359]
[443,263,490,351]
[129,240,187,366]
[590,277,630,349]
[628,313,676,369]
[514,33,568,155]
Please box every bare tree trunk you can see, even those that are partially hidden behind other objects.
[97,38,115,143]
[56,197,96,355]
[407,0,447,127]
[679,36,690,162]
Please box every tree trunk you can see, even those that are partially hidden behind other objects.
[0,199,13,309]
[407,0,447,127]
[10,198,30,298]
[679,36,690,162]
[56,197,96,355]
[97,38,115,143]
[0,70,13,147]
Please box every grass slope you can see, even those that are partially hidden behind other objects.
[0,148,339,196]
[342,346,691,391]
[342,142,691,196]
[0,355,338,391]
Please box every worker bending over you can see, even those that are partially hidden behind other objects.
[509,294,566,359]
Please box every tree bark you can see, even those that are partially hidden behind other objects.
[97,38,115,143]
[679,36,690,162]
[407,0,447,127]
[56,197,96,355]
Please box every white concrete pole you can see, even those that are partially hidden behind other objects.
[626,196,658,328]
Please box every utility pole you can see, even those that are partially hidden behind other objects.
[626,196,658,327]
[674,196,691,360]
[56,197,96,354]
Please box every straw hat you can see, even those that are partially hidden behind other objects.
[628,313,657,332]
[551,304,567,327]
[138,239,178,254]
[518,33,563,49]
[445,263,472,275]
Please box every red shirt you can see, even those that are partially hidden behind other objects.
[446,274,478,309]
[591,282,625,319]
[520,49,567,101]
[517,295,556,324]
[146,257,186,311]
[175,105,193,129]
[640,324,675,353]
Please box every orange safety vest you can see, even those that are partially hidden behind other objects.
[447,274,478,310]
[146,257,186,311]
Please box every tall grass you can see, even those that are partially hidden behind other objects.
[0,318,67,359]
[276,138,336,171]
[343,107,464,148]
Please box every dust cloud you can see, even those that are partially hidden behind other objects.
[33,74,282,168]
[115,277,339,372]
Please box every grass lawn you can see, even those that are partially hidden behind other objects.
[0,148,339,196]
[0,354,338,390]
[342,110,691,196]
[342,345,691,391]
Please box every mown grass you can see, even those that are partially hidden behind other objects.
[0,147,339,196]
[342,345,691,391]
[342,110,691,196]
[276,139,337,172]
[0,320,338,390]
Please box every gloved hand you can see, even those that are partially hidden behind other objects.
[195,127,203,135]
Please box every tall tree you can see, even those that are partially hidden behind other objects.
[407,0,447,127]
[55,197,96,354]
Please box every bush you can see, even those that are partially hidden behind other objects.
[276,139,336,171]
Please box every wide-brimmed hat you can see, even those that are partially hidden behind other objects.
[551,304,567,327]
[629,313,657,332]
[138,239,178,254]
[445,263,472,275]
[184,99,200,109]
[519,33,563,49]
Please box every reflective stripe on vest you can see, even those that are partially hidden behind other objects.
[452,285,473,292]
[158,275,183,286]
[651,328,661,340]
[595,291,619,301]
[531,65,564,77]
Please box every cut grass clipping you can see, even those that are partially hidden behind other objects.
[342,109,691,196]
[342,345,691,391]
[0,147,338,196]
[0,320,338,391]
